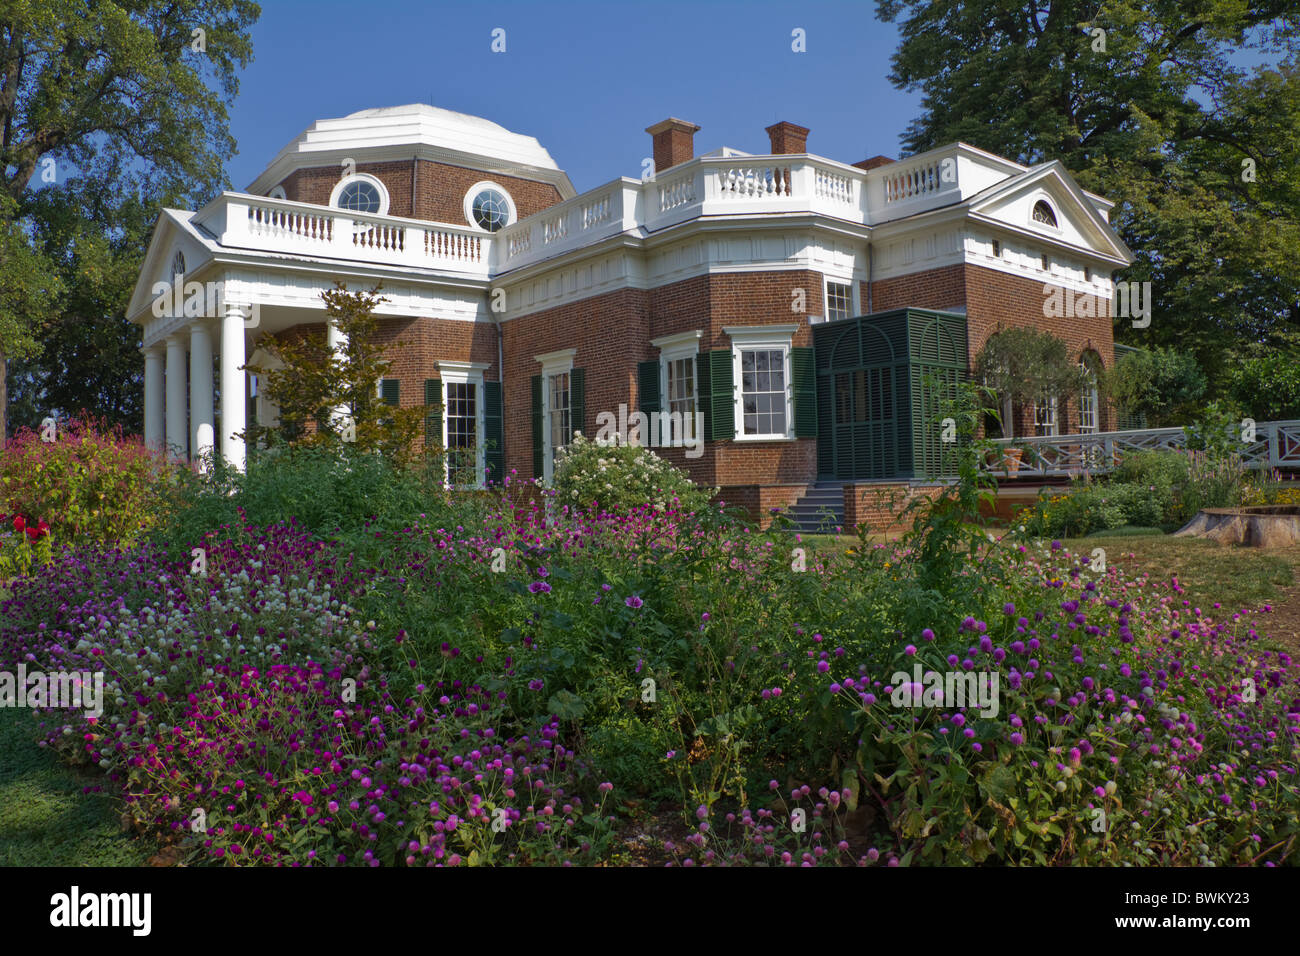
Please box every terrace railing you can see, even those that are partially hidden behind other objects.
[985,420,1300,478]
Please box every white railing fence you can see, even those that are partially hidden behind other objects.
[984,420,1300,477]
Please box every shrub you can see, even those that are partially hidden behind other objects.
[153,443,486,561]
[552,432,715,515]
[1113,449,1190,489]
[0,415,175,547]
[1105,347,1207,426]
[1182,449,1247,513]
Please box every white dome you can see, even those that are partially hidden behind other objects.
[248,103,569,194]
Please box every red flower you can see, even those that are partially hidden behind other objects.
[12,515,24,533]
[36,519,49,537]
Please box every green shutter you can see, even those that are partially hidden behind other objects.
[706,350,734,441]
[424,379,443,453]
[638,360,661,415]
[531,375,543,479]
[484,380,504,484]
[697,352,712,440]
[569,367,585,442]
[791,346,817,438]
[381,378,400,407]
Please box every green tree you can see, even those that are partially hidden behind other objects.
[1104,346,1206,427]
[7,178,163,432]
[245,285,426,463]
[0,0,260,443]
[974,326,1087,439]
[876,0,1300,383]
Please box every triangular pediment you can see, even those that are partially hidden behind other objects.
[968,162,1131,264]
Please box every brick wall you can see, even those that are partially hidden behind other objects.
[279,159,563,227]
[842,482,946,534]
[501,270,825,485]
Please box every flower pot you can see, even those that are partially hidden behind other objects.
[1003,447,1024,476]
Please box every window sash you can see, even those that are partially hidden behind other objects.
[739,347,789,438]
[825,281,853,322]
[1033,396,1058,437]
[664,355,697,442]
[547,372,571,463]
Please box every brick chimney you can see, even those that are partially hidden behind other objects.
[765,121,810,155]
[854,155,896,171]
[646,118,700,173]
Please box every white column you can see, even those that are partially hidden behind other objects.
[189,321,215,469]
[220,302,248,471]
[165,336,188,460]
[143,347,164,452]
[327,318,350,427]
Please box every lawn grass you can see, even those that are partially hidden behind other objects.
[1063,533,1300,616]
[0,707,157,866]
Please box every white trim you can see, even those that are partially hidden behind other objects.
[650,329,702,350]
[267,185,287,200]
[464,180,516,232]
[726,326,796,442]
[329,173,390,216]
[534,347,577,373]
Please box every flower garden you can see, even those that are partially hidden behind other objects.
[1,417,1297,867]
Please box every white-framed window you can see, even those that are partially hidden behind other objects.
[536,348,576,482]
[1078,355,1100,434]
[437,361,488,489]
[329,173,389,216]
[651,330,702,445]
[825,279,854,323]
[1032,199,1058,228]
[1034,395,1058,437]
[267,185,287,200]
[464,181,516,233]
[170,249,186,281]
[724,325,798,441]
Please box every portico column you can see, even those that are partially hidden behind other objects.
[220,302,248,471]
[327,318,349,426]
[143,346,164,452]
[189,321,215,469]
[164,335,188,460]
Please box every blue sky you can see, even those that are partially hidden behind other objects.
[225,0,920,194]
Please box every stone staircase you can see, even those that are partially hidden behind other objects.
[783,480,845,534]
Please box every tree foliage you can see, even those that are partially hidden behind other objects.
[876,0,1300,382]
[244,285,426,463]
[0,0,261,440]
[974,326,1088,438]
[1104,345,1206,427]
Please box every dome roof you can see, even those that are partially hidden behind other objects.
[247,103,569,195]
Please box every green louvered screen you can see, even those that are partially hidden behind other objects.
[812,308,968,481]
[380,378,400,407]
[791,346,817,438]
[530,375,543,480]
[423,379,443,453]
[484,380,504,485]
[569,368,585,442]
[637,360,661,415]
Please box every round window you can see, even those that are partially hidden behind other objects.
[471,188,510,231]
[338,179,382,214]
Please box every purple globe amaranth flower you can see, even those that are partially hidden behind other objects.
[625,595,643,609]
